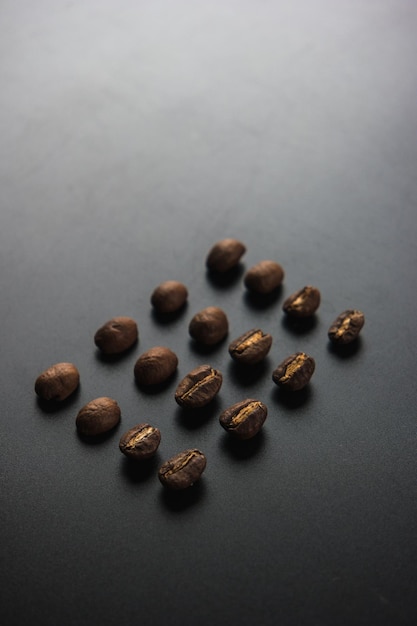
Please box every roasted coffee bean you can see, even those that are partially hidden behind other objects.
[272,352,315,391]
[189,306,228,345]
[244,260,284,294]
[76,397,121,436]
[228,328,273,364]
[282,286,320,318]
[119,423,161,460]
[206,238,246,273]
[175,364,222,408]
[151,281,188,314]
[219,399,268,440]
[158,449,207,490]
[328,309,365,345]
[35,362,80,401]
[134,347,178,386]
[94,317,138,354]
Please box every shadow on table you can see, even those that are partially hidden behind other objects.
[220,429,267,461]
[94,342,138,365]
[150,302,189,325]
[227,358,271,388]
[187,336,228,357]
[134,371,179,395]
[281,314,318,335]
[205,265,245,289]
[243,286,282,310]
[159,479,207,512]
[270,385,313,410]
[174,397,221,430]
[120,455,161,484]
[36,385,81,414]
[76,422,121,445]
[327,337,363,359]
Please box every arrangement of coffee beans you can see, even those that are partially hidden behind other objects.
[34,238,365,491]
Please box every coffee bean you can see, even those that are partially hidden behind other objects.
[151,281,188,314]
[228,328,273,364]
[94,317,138,354]
[158,449,207,490]
[272,352,315,391]
[206,238,246,273]
[219,399,268,439]
[134,347,178,386]
[119,423,161,460]
[189,306,228,345]
[282,286,320,317]
[76,397,121,436]
[35,362,80,401]
[244,260,284,294]
[328,309,365,345]
[175,364,222,408]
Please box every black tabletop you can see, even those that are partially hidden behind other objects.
[1,2,417,625]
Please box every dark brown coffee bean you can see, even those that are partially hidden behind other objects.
[206,238,246,273]
[134,347,178,386]
[228,328,273,364]
[328,309,365,345]
[76,397,121,436]
[244,260,284,294]
[219,399,268,440]
[151,281,188,314]
[35,362,80,401]
[272,352,315,391]
[158,449,207,490]
[189,306,228,345]
[94,317,138,354]
[175,364,222,408]
[282,286,320,318]
[119,423,161,460]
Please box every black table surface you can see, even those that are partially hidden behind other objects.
[1,2,417,625]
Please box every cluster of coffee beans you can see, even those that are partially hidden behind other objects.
[34,238,365,491]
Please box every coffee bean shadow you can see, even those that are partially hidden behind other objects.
[76,423,121,445]
[243,287,282,310]
[227,359,271,388]
[159,480,206,512]
[36,386,81,414]
[174,397,221,430]
[188,337,228,357]
[95,342,138,364]
[206,265,245,289]
[327,337,363,359]
[220,429,267,461]
[120,454,160,484]
[270,385,312,410]
[134,371,179,395]
[281,314,318,335]
[150,303,189,325]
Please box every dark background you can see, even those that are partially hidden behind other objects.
[1,1,417,625]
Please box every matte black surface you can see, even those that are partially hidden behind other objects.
[1,2,417,625]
